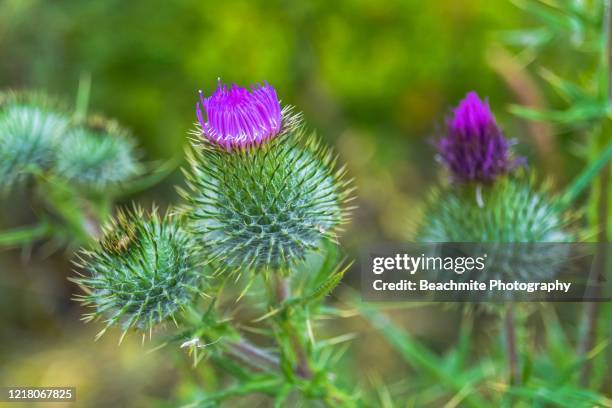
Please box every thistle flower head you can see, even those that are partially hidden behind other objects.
[418,178,577,284]
[73,207,204,338]
[437,92,521,184]
[419,178,574,242]
[196,79,282,151]
[0,92,69,191]
[184,112,352,274]
[54,116,141,191]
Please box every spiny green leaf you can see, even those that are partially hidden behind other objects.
[288,262,350,308]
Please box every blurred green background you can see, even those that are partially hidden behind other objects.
[0,0,607,406]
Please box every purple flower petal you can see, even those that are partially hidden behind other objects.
[437,91,522,184]
[196,79,282,150]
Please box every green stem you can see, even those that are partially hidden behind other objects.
[225,338,281,373]
[577,162,609,386]
[275,275,313,379]
[270,276,357,407]
[75,72,91,122]
[577,0,611,387]
[504,305,520,386]
[0,222,51,247]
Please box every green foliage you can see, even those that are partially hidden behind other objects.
[72,207,205,338]
[503,0,612,398]
[360,302,612,407]
[54,117,141,191]
[183,110,352,274]
[360,304,489,408]
[501,0,609,130]
[0,92,70,191]
[561,141,612,206]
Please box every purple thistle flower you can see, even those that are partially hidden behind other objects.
[437,91,522,184]
[196,79,282,151]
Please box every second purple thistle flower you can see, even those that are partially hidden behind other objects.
[437,91,522,184]
[196,80,282,151]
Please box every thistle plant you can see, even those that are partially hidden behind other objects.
[54,116,141,191]
[184,81,351,275]
[0,92,69,192]
[62,80,357,406]
[419,91,579,385]
[0,80,170,249]
[1,16,608,403]
[422,92,575,245]
[72,207,204,340]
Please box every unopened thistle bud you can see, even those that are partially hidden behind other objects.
[54,116,141,191]
[437,92,523,184]
[0,92,69,191]
[73,207,204,338]
[184,80,352,274]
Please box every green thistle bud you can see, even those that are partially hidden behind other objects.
[418,177,577,283]
[419,177,574,243]
[73,207,204,338]
[183,108,352,275]
[0,92,69,191]
[54,116,141,191]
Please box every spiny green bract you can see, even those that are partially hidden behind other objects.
[418,177,577,282]
[73,207,204,338]
[419,177,575,242]
[0,92,69,191]
[54,117,141,191]
[183,112,352,274]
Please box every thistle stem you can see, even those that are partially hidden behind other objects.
[275,275,313,379]
[577,295,602,385]
[504,305,520,386]
[577,164,609,386]
[225,338,281,373]
[577,0,611,386]
[275,276,290,303]
[75,72,92,122]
